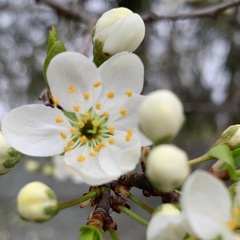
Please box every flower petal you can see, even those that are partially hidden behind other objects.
[181,170,231,239]
[2,105,71,156]
[47,52,101,112]
[98,130,141,176]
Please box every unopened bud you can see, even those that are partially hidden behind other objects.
[138,90,184,144]
[17,181,58,222]
[146,144,190,192]
[0,131,23,174]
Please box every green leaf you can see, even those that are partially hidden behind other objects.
[47,26,58,54]
[43,41,66,84]
[78,226,103,240]
[209,144,236,179]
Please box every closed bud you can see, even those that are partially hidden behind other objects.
[146,144,190,192]
[154,203,180,216]
[0,131,23,174]
[92,7,145,56]
[17,181,58,222]
[138,90,185,144]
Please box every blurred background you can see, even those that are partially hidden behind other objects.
[0,0,240,239]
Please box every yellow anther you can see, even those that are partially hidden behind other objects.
[80,135,87,143]
[68,85,76,93]
[84,113,90,120]
[107,91,115,99]
[83,92,90,100]
[60,132,67,139]
[127,129,133,136]
[227,219,238,230]
[125,90,132,97]
[78,121,85,128]
[55,116,63,123]
[103,112,109,118]
[52,97,59,105]
[64,146,71,152]
[77,155,85,162]
[92,120,100,127]
[109,126,115,134]
[232,208,240,217]
[120,109,127,116]
[108,138,114,145]
[95,102,101,110]
[93,81,101,88]
[73,105,80,112]
[89,152,97,157]
[126,135,132,142]
[68,140,74,147]
[94,145,101,152]
[71,127,77,135]
[100,142,105,149]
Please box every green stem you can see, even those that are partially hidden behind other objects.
[58,190,99,211]
[127,192,154,214]
[188,152,213,166]
[118,205,148,227]
[109,230,120,240]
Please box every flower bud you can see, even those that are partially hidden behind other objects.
[0,131,23,174]
[215,124,240,150]
[17,181,58,222]
[146,144,190,192]
[138,90,184,144]
[154,203,180,216]
[92,7,145,55]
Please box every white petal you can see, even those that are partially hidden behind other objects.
[98,131,141,176]
[2,105,71,156]
[47,52,101,112]
[181,170,231,239]
[64,145,115,186]
[98,52,144,100]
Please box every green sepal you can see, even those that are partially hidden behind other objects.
[208,144,236,179]
[232,148,240,168]
[78,225,103,240]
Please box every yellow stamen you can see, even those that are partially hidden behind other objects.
[94,145,101,152]
[107,91,115,99]
[232,208,240,217]
[125,90,132,97]
[73,105,80,112]
[109,126,115,134]
[95,102,101,110]
[71,127,77,135]
[80,135,87,143]
[120,109,127,116]
[93,81,101,88]
[64,146,71,152]
[227,219,238,230]
[78,121,85,128]
[103,112,109,118]
[55,116,63,123]
[52,97,59,105]
[99,142,105,149]
[83,92,90,100]
[108,138,114,145]
[92,120,100,127]
[60,132,67,139]
[77,155,85,162]
[68,85,76,93]
[126,135,132,142]
[68,140,74,147]
[84,113,90,120]
[89,152,97,157]
[127,129,133,136]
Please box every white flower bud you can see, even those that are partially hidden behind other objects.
[93,7,145,55]
[154,203,180,216]
[146,144,190,192]
[138,90,185,144]
[0,131,23,174]
[17,181,58,222]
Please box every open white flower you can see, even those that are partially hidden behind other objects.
[2,52,146,186]
[181,170,240,240]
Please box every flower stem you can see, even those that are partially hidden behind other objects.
[58,190,99,211]
[188,152,213,166]
[109,230,119,240]
[127,192,154,214]
[117,205,148,227]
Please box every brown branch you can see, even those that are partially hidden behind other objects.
[142,0,240,22]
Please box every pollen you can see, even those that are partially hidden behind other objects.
[80,135,87,143]
[77,155,85,162]
[120,109,127,116]
[71,127,77,134]
[109,126,115,134]
[55,116,63,123]
[95,102,101,110]
[78,121,85,128]
[64,146,71,152]
[68,85,76,93]
[126,129,133,142]
[93,81,101,88]
[108,138,114,145]
[73,105,80,112]
[68,140,75,146]
[103,112,109,118]
[89,152,97,157]
[83,92,90,100]
[52,97,59,105]
[107,91,115,99]
[60,132,67,139]
[125,90,132,97]
[84,113,90,120]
